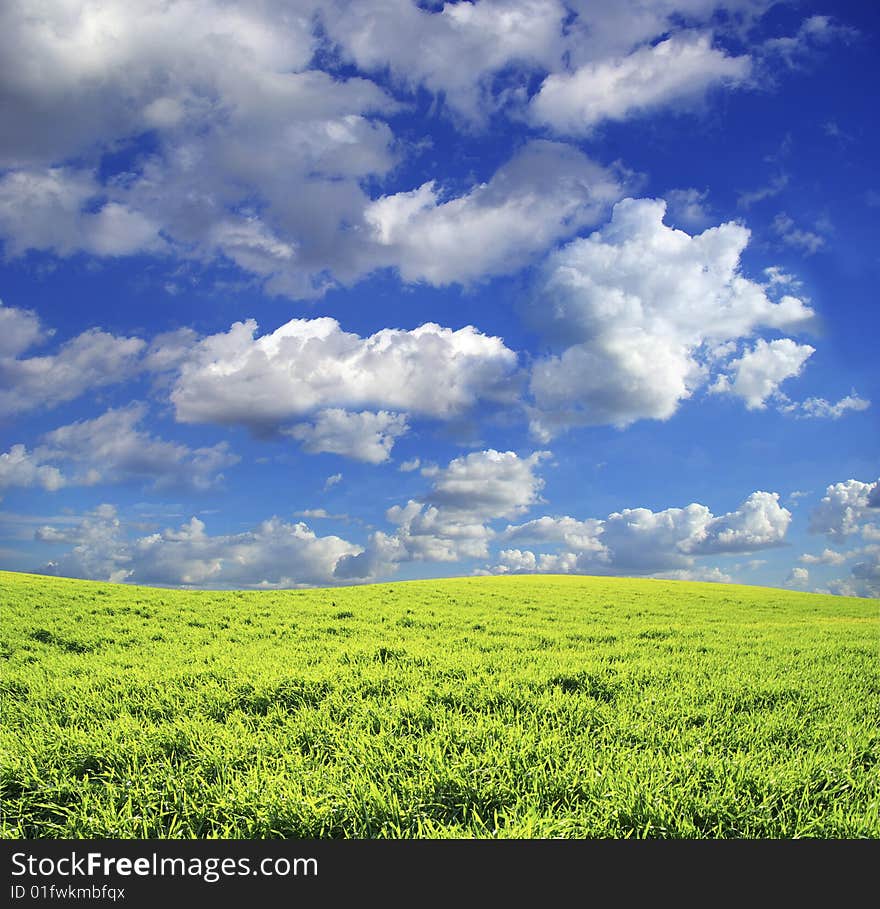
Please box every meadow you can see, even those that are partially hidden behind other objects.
[1,569,877,839]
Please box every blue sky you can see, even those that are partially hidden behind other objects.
[0,0,877,595]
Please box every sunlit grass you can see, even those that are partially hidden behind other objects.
[1,570,877,838]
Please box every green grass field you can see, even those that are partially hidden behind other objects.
[1,569,877,839]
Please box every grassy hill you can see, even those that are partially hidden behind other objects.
[1,570,877,838]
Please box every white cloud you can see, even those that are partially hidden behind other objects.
[809,479,879,541]
[0,327,146,417]
[383,501,497,564]
[324,473,343,491]
[363,141,624,285]
[0,2,319,167]
[37,404,238,491]
[653,566,733,583]
[527,197,816,436]
[0,1,399,295]
[778,393,870,419]
[285,409,408,464]
[0,301,49,357]
[36,507,364,588]
[322,0,567,123]
[1,406,236,495]
[423,449,549,518]
[0,445,66,493]
[823,545,880,599]
[711,338,815,409]
[495,548,539,572]
[323,0,771,131]
[772,213,825,255]
[849,548,880,597]
[562,1,771,62]
[530,32,750,135]
[343,449,551,573]
[142,328,201,375]
[502,514,606,554]
[171,316,518,435]
[0,3,611,296]
[293,509,349,521]
[0,169,165,258]
[763,266,801,289]
[0,1,819,301]
[35,505,132,585]
[0,1,817,300]
[785,566,809,587]
[492,490,791,576]
[398,458,421,473]
[129,517,361,588]
[690,491,792,553]
[799,548,847,566]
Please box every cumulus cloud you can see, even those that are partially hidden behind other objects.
[527,197,816,436]
[799,548,847,566]
[363,141,624,285]
[128,517,361,588]
[530,32,751,135]
[0,169,165,258]
[822,545,880,598]
[170,316,518,437]
[0,301,48,357]
[0,304,521,466]
[848,548,880,597]
[0,326,145,417]
[285,410,408,464]
[0,1,610,296]
[489,490,791,576]
[0,0,399,295]
[35,505,132,585]
[0,445,66,493]
[785,566,809,587]
[293,509,349,521]
[711,338,815,409]
[502,514,605,553]
[37,404,238,491]
[690,491,792,553]
[423,449,548,518]
[36,507,364,588]
[142,328,201,374]
[338,449,550,575]
[0,2,317,167]
[0,1,824,298]
[324,0,771,129]
[562,1,771,63]
[809,479,879,540]
[322,0,567,122]
[495,548,539,573]
[777,393,870,420]
[387,449,549,562]
[1,406,236,494]
[803,483,879,596]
